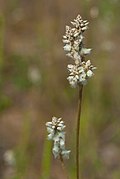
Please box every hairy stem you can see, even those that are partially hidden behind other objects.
[76,85,83,179]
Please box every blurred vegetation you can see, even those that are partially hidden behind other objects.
[0,0,120,178]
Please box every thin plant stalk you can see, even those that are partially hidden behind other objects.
[76,85,83,179]
[60,155,69,179]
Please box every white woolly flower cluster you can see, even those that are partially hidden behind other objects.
[46,117,71,159]
[67,60,96,87]
[63,14,96,87]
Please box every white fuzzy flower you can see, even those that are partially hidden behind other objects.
[79,72,86,83]
[67,60,96,87]
[63,39,70,43]
[67,76,78,88]
[63,44,71,52]
[53,145,60,158]
[46,117,70,160]
[71,14,89,32]
[4,150,16,166]
[81,48,92,56]
[85,60,91,67]
[61,150,71,159]
[87,70,93,77]
[63,15,90,64]
[73,52,81,63]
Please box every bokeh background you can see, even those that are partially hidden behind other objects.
[0,0,120,179]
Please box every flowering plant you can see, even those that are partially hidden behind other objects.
[46,14,96,179]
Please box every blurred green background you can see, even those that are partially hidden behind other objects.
[0,0,120,179]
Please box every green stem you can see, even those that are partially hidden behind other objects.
[76,85,83,179]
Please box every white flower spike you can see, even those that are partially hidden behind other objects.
[46,117,70,159]
[63,14,96,87]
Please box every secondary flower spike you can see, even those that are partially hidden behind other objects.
[46,117,71,159]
